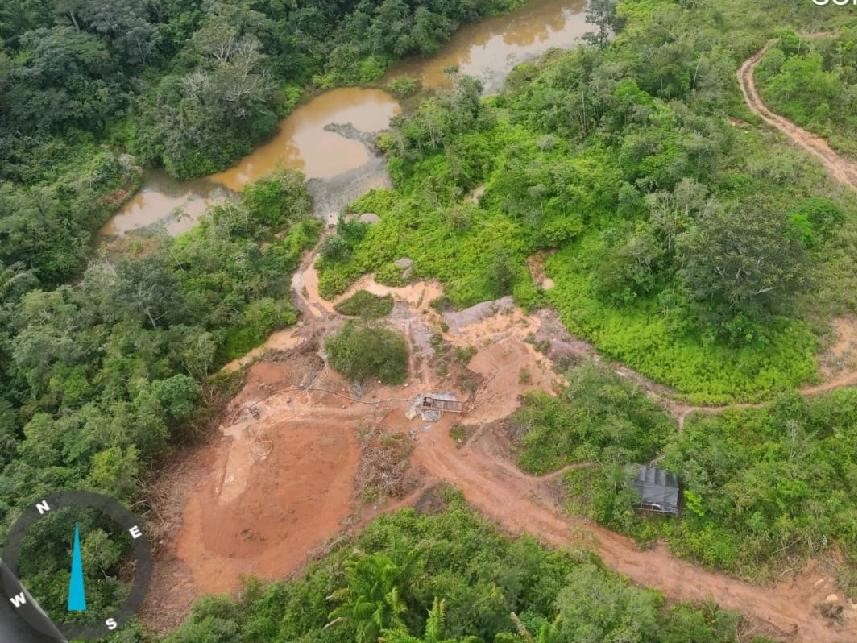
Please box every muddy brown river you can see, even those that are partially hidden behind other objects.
[101,0,588,236]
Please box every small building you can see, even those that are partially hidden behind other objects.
[420,393,462,415]
[406,392,463,422]
[629,464,680,515]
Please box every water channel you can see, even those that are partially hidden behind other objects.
[100,0,588,236]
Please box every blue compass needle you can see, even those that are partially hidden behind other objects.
[67,523,86,613]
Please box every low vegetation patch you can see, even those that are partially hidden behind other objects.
[334,289,394,318]
[316,3,857,403]
[429,335,482,393]
[386,75,421,98]
[356,425,415,502]
[167,490,748,642]
[326,321,408,384]
[510,363,674,475]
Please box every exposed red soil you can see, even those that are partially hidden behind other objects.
[144,62,857,636]
[176,416,358,590]
[144,262,857,640]
[415,417,856,641]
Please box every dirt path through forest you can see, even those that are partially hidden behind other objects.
[290,261,857,640]
[415,419,851,642]
[145,50,857,638]
[738,42,857,194]
[145,249,857,639]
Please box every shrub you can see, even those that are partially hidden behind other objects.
[512,363,673,474]
[335,290,395,318]
[326,321,408,384]
[387,76,421,98]
[242,170,312,230]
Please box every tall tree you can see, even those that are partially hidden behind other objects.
[677,202,810,333]
[584,0,622,48]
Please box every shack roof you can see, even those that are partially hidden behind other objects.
[428,392,458,402]
[629,464,680,514]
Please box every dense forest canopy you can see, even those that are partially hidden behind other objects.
[0,170,321,621]
[0,0,519,291]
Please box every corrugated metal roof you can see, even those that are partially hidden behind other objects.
[629,464,680,514]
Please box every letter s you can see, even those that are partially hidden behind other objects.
[106,618,118,630]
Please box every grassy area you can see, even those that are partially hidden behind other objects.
[316,1,857,403]
[510,364,674,474]
[334,289,395,318]
[545,236,818,405]
[563,388,857,587]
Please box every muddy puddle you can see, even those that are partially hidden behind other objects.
[101,0,589,236]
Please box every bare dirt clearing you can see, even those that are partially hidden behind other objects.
[144,249,857,640]
[144,54,857,637]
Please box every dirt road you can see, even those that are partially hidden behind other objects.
[145,51,857,637]
[415,420,850,642]
[738,43,857,194]
[149,251,857,639]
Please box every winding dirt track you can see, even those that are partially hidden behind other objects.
[738,42,857,194]
[289,259,856,641]
[415,50,857,640]
[350,52,857,638]
[415,428,845,642]
[148,49,857,640]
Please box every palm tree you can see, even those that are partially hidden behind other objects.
[510,611,562,643]
[326,552,411,643]
[381,597,457,643]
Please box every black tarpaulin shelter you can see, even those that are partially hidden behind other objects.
[629,464,680,515]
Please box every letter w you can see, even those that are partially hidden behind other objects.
[10,592,27,608]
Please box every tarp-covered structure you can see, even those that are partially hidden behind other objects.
[629,464,680,515]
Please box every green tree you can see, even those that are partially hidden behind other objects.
[328,553,411,643]
[583,0,623,48]
[382,597,459,642]
[486,248,516,298]
[552,564,660,641]
[677,202,810,332]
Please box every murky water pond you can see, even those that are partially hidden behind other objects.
[389,0,587,93]
[102,0,588,236]
[100,171,229,236]
[210,88,401,190]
